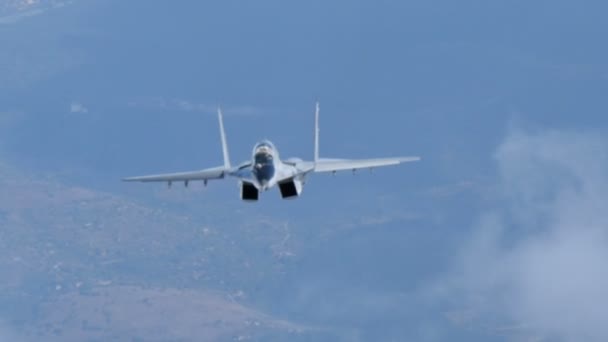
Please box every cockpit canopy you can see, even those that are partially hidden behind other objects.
[254,143,273,156]
[253,140,275,165]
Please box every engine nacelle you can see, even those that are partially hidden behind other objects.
[278,178,303,199]
[241,182,259,201]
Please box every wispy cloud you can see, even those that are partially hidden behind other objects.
[0,8,44,24]
[442,128,608,341]
[69,102,88,114]
[0,0,75,25]
[127,97,263,117]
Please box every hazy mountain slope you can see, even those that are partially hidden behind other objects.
[0,163,324,341]
[0,160,486,341]
[27,286,306,342]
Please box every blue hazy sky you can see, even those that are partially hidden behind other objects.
[3,0,607,179]
[1,1,608,341]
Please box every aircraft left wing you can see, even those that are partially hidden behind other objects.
[310,157,420,173]
[123,166,227,183]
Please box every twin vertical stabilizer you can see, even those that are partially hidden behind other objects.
[314,101,320,164]
[218,107,231,169]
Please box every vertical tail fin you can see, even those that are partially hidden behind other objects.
[314,101,320,163]
[218,107,231,169]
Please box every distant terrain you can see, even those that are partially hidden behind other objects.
[0,160,484,341]
[0,163,322,340]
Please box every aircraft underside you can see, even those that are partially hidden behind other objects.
[241,178,303,201]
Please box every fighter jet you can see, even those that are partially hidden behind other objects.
[123,103,420,201]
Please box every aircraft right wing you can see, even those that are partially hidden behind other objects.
[123,166,227,183]
[311,157,420,173]
[306,103,420,175]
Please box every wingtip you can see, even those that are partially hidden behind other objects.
[398,156,421,163]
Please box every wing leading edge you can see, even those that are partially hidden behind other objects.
[123,166,227,183]
[311,156,420,173]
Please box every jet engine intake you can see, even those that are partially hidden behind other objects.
[278,178,303,199]
[241,182,259,201]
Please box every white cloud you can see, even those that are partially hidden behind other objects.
[69,102,88,114]
[444,128,608,341]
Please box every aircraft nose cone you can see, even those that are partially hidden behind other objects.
[254,163,275,188]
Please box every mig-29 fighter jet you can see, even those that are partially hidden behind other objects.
[124,103,419,201]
